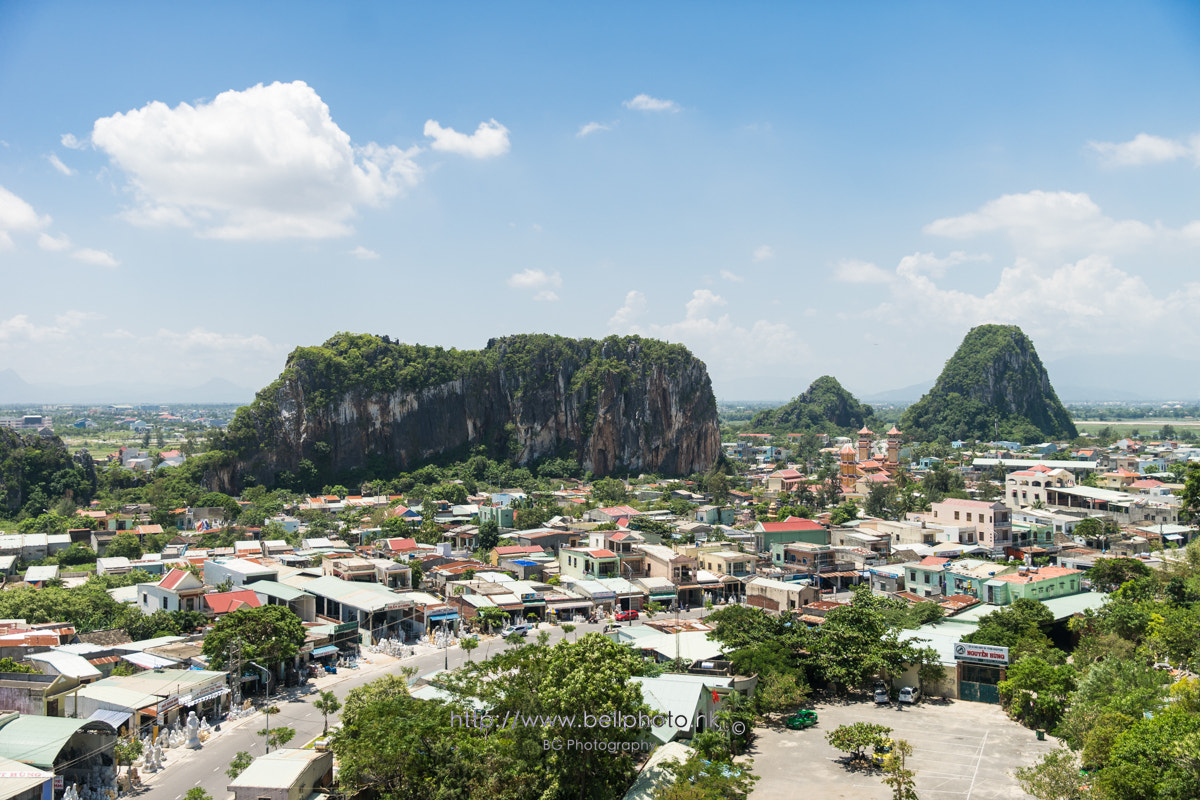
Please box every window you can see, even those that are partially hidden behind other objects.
[955,511,960,520]
[162,597,168,609]
[966,513,972,522]
[924,574,930,584]
[142,593,148,603]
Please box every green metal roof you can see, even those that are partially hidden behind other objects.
[249,580,309,602]
[0,715,115,769]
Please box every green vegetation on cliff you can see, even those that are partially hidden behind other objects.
[0,429,96,519]
[900,325,1076,444]
[220,332,718,486]
[748,376,878,434]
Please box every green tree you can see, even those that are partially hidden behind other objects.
[201,605,306,671]
[591,477,628,506]
[997,657,1076,730]
[476,605,507,634]
[1013,748,1088,800]
[105,532,143,560]
[184,790,212,800]
[226,751,253,780]
[825,722,892,763]
[477,518,500,551]
[0,657,37,674]
[829,499,861,525]
[1089,556,1152,592]
[313,690,342,735]
[113,738,143,777]
[560,623,577,642]
[652,753,757,800]
[461,635,479,661]
[753,670,807,714]
[881,738,918,800]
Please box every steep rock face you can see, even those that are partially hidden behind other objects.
[0,429,96,514]
[900,325,1076,443]
[224,333,719,486]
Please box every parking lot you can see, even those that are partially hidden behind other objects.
[747,696,1058,799]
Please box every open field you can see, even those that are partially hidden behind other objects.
[1073,419,1200,437]
[749,696,1056,800]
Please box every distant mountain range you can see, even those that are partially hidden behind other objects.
[0,369,252,405]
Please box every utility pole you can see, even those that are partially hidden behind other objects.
[228,637,243,711]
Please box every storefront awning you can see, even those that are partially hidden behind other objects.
[88,709,131,728]
[186,687,230,706]
[312,645,340,657]
[430,611,460,621]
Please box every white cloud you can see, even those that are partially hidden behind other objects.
[924,190,1156,253]
[577,122,612,137]
[609,288,809,378]
[91,80,422,240]
[608,290,647,329]
[349,245,380,260]
[70,248,119,267]
[833,259,893,284]
[623,94,680,113]
[423,118,510,158]
[895,250,989,279]
[60,133,86,150]
[46,154,75,176]
[533,290,560,302]
[719,270,743,282]
[154,327,277,354]
[37,232,71,251]
[0,185,51,250]
[874,252,1200,352]
[1088,132,1195,166]
[507,268,562,290]
[0,310,96,343]
[752,245,774,262]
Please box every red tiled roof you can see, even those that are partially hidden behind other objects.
[204,590,263,614]
[917,556,950,567]
[158,568,193,591]
[494,545,543,555]
[585,549,618,558]
[994,566,1081,584]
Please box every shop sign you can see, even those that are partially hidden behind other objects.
[954,642,1009,665]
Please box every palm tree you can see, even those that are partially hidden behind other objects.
[312,691,341,735]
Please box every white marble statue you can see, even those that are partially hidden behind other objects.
[184,711,201,749]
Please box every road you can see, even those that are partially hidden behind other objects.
[137,608,712,800]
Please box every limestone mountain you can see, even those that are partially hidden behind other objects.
[215,332,720,489]
[749,375,878,433]
[900,325,1076,444]
[0,428,97,516]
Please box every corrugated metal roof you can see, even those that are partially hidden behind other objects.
[0,716,116,769]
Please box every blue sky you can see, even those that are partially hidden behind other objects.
[1,1,1199,400]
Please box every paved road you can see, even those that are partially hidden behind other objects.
[137,608,713,800]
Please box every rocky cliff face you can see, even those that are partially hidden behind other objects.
[900,325,1076,443]
[223,333,720,487]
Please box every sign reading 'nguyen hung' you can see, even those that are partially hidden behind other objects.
[954,641,1010,665]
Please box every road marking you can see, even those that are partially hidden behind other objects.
[965,729,988,800]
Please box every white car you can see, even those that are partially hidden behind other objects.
[898,686,921,704]
[502,623,532,637]
[874,687,890,705]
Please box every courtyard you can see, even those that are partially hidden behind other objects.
[747,696,1058,799]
